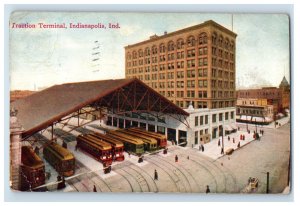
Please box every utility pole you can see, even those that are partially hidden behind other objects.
[266,172,270,194]
[255,118,257,133]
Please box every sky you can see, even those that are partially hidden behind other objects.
[9,12,290,90]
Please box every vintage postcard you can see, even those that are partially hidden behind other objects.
[9,12,290,194]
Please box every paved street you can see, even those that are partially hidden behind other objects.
[40,120,290,194]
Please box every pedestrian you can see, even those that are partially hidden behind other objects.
[221,147,224,155]
[232,138,235,144]
[218,139,220,147]
[243,135,245,140]
[237,142,240,148]
[262,130,264,135]
[154,169,158,180]
[187,156,189,160]
[93,185,97,192]
[228,136,230,141]
[206,185,210,194]
[175,155,178,162]
[238,126,240,131]
[201,145,204,152]
[240,134,243,140]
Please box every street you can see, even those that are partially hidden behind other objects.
[45,121,290,194]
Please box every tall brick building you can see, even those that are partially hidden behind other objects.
[125,20,237,110]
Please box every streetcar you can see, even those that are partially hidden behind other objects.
[20,146,45,191]
[116,129,158,151]
[43,142,75,177]
[89,132,125,161]
[106,131,145,155]
[77,134,113,165]
[128,127,167,148]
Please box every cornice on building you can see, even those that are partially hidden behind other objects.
[125,20,237,49]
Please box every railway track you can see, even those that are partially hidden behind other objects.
[149,155,196,192]
[174,147,238,193]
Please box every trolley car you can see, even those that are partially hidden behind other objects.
[128,128,167,148]
[107,131,144,155]
[20,146,45,191]
[89,132,125,161]
[117,129,158,151]
[43,142,75,177]
[77,134,113,165]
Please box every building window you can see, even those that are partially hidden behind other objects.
[199,32,207,45]
[225,112,229,120]
[187,36,196,47]
[231,111,234,119]
[168,41,175,51]
[212,114,217,123]
[205,115,208,124]
[200,116,203,125]
[195,116,198,126]
[219,113,223,121]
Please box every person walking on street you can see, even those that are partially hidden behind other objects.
[175,155,178,162]
[187,156,189,160]
[233,137,235,144]
[237,142,240,148]
[201,145,204,152]
[228,136,230,141]
[93,185,97,192]
[154,169,158,180]
[221,147,224,155]
[206,185,210,194]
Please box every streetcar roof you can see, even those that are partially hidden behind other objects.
[128,128,166,140]
[46,142,75,160]
[89,133,124,147]
[11,78,188,139]
[117,130,157,144]
[78,134,112,150]
[107,131,144,145]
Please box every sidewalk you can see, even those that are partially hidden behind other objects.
[236,116,290,130]
[192,130,259,160]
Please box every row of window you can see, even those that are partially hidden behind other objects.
[211,101,235,109]
[175,101,208,109]
[195,115,209,126]
[127,57,234,72]
[237,108,264,115]
[211,111,235,123]
[128,68,234,82]
[127,32,235,60]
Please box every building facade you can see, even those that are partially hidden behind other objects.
[125,20,237,110]
[105,106,236,147]
[236,98,273,124]
[121,20,238,145]
[236,76,290,114]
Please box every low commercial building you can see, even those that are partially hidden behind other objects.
[236,76,290,114]
[236,98,273,124]
[105,104,236,147]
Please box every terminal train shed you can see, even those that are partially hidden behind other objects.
[11,78,189,142]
